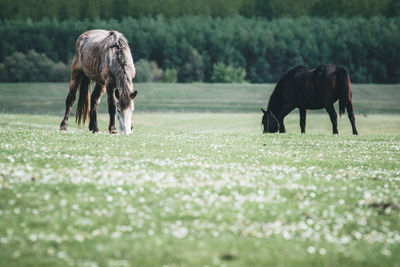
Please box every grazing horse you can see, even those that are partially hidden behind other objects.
[60,30,137,135]
[261,65,358,135]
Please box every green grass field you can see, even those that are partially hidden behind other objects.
[1,83,400,114]
[0,83,400,266]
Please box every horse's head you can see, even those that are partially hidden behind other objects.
[115,88,137,135]
[261,108,278,133]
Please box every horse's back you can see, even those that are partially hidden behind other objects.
[78,30,113,44]
[273,64,345,110]
[304,65,345,109]
[75,30,131,57]
[72,29,133,83]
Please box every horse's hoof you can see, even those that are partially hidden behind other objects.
[90,124,99,133]
[89,123,97,131]
[60,120,68,131]
[109,129,118,134]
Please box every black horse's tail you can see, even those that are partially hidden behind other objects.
[76,76,91,126]
[336,67,351,116]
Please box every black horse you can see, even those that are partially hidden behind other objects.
[261,65,358,135]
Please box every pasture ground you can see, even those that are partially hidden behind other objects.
[0,83,400,266]
[0,83,399,114]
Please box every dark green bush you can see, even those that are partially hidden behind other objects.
[26,50,56,82]
[0,63,5,81]
[178,46,204,82]
[163,69,178,83]
[1,50,69,82]
[49,62,70,82]
[134,59,153,82]
[211,63,246,83]
[3,50,55,82]
[149,61,164,82]
[3,52,29,82]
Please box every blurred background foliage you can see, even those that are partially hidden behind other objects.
[0,0,399,83]
[1,0,399,20]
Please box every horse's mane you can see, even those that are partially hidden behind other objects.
[108,31,135,109]
[267,66,306,113]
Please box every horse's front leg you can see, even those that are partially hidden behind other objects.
[277,105,295,133]
[89,83,106,133]
[299,108,307,134]
[106,86,118,134]
[326,105,338,134]
[278,117,286,133]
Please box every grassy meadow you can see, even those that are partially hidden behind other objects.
[0,83,400,114]
[0,83,400,266]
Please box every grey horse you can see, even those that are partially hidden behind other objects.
[60,30,137,135]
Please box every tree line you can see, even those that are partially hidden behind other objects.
[1,0,399,21]
[0,16,399,83]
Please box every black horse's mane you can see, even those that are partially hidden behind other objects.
[267,65,306,113]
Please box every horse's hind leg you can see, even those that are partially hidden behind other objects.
[60,70,83,131]
[346,102,358,135]
[89,83,106,133]
[299,108,307,134]
[326,105,338,134]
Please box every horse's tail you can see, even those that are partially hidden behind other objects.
[336,67,351,117]
[75,76,91,126]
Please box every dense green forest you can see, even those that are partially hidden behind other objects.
[0,16,399,83]
[0,1,399,83]
[1,0,399,20]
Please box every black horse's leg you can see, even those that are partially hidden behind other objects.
[278,117,286,133]
[277,105,295,133]
[89,83,106,133]
[326,105,338,134]
[60,70,83,131]
[106,85,118,134]
[299,108,307,134]
[346,102,358,135]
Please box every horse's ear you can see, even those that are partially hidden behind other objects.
[130,90,137,99]
[260,108,267,114]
